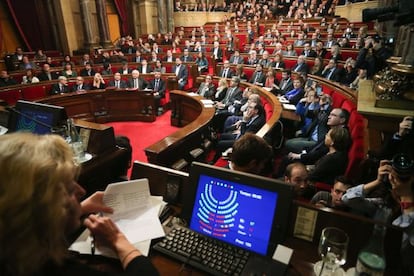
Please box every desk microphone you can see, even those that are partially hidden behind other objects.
[6,106,54,130]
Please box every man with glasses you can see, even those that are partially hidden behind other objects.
[71,76,90,92]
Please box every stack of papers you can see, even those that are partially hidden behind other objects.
[70,179,166,257]
[277,96,289,103]
[200,99,215,108]
[283,104,297,111]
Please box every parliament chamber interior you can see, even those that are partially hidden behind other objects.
[0,0,413,275]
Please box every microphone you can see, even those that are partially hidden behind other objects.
[6,106,54,130]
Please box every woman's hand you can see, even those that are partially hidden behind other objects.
[81,191,113,215]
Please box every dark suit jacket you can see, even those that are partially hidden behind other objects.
[222,86,242,107]
[211,47,223,61]
[303,106,332,143]
[219,68,234,78]
[138,65,153,74]
[71,83,91,92]
[108,79,128,89]
[79,69,96,77]
[322,67,343,82]
[172,64,188,83]
[117,68,133,75]
[308,151,348,185]
[229,55,244,64]
[301,49,317,58]
[127,77,148,89]
[181,55,193,62]
[49,83,69,95]
[38,71,59,81]
[272,61,286,69]
[197,82,215,99]
[299,141,329,164]
[240,114,266,135]
[278,78,294,95]
[148,78,166,98]
[291,62,309,74]
[249,71,266,86]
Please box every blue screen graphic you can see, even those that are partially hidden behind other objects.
[16,110,53,134]
[189,174,278,255]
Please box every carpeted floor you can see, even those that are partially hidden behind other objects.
[106,110,178,164]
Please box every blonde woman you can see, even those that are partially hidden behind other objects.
[91,72,106,90]
[214,77,229,102]
[0,133,159,276]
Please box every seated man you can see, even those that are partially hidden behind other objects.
[277,70,294,95]
[109,72,128,89]
[0,70,17,86]
[172,58,188,90]
[284,162,315,200]
[139,59,153,74]
[291,55,309,74]
[127,69,148,90]
[49,76,69,95]
[118,61,132,75]
[212,102,266,163]
[196,75,215,99]
[249,63,266,87]
[79,62,96,77]
[311,176,353,210]
[321,58,343,82]
[148,71,166,114]
[219,60,234,79]
[71,76,90,92]
[229,133,273,176]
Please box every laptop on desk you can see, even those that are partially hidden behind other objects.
[153,162,294,276]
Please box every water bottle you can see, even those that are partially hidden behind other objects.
[355,224,386,276]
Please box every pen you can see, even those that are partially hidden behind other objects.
[90,212,103,256]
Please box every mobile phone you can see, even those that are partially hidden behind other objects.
[316,86,323,96]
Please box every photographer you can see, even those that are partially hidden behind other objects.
[379,116,414,160]
[342,154,414,275]
[355,36,392,78]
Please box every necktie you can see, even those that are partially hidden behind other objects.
[223,69,227,78]
[78,85,82,91]
[154,79,159,91]
[327,69,334,80]
[60,85,63,92]
[135,79,138,89]
[116,81,120,88]
[255,72,261,83]
[234,57,238,64]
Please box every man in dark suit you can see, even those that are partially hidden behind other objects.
[118,61,133,75]
[277,70,294,95]
[133,50,143,63]
[109,72,128,89]
[301,43,317,58]
[249,64,266,87]
[71,76,91,92]
[291,55,309,74]
[138,59,153,74]
[148,71,166,114]
[127,70,148,90]
[181,49,193,62]
[79,62,96,77]
[49,76,69,95]
[212,102,266,163]
[172,58,188,90]
[211,41,223,62]
[218,60,234,79]
[229,50,244,65]
[38,63,59,81]
[196,75,215,99]
[164,50,174,63]
[315,41,328,59]
[322,59,343,82]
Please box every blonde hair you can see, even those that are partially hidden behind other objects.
[0,133,77,276]
[218,78,228,88]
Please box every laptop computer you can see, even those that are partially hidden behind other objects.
[155,162,294,275]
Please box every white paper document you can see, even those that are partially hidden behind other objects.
[277,96,289,103]
[283,103,297,111]
[70,179,165,257]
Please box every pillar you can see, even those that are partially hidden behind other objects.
[166,0,174,32]
[95,0,112,48]
[157,0,167,34]
[79,0,98,50]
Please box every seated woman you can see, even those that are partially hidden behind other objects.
[0,133,159,276]
[272,53,286,69]
[61,62,77,78]
[308,127,351,185]
[213,78,228,102]
[310,56,324,76]
[264,68,279,94]
[21,69,40,84]
[234,64,248,82]
[91,72,106,90]
[195,52,208,73]
[283,44,297,57]
[153,60,166,74]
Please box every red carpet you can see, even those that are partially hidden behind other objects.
[106,110,178,164]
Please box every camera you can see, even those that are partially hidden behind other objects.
[391,153,414,176]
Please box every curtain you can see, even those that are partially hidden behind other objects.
[5,0,36,51]
[114,0,129,36]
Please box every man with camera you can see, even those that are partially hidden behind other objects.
[355,36,392,78]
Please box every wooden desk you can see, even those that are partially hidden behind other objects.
[145,90,215,167]
[357,80,413,151]
[38,89,156,123]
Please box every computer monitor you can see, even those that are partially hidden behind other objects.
[7,100,68,135]
[182,162,294,256]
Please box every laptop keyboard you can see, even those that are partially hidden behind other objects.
[153,226,250,276]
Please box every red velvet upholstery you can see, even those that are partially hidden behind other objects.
[0,89,21,105]
[330,91,346,108]
[341,99,356,113]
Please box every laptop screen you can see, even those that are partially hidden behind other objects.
[183,162,294,257]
